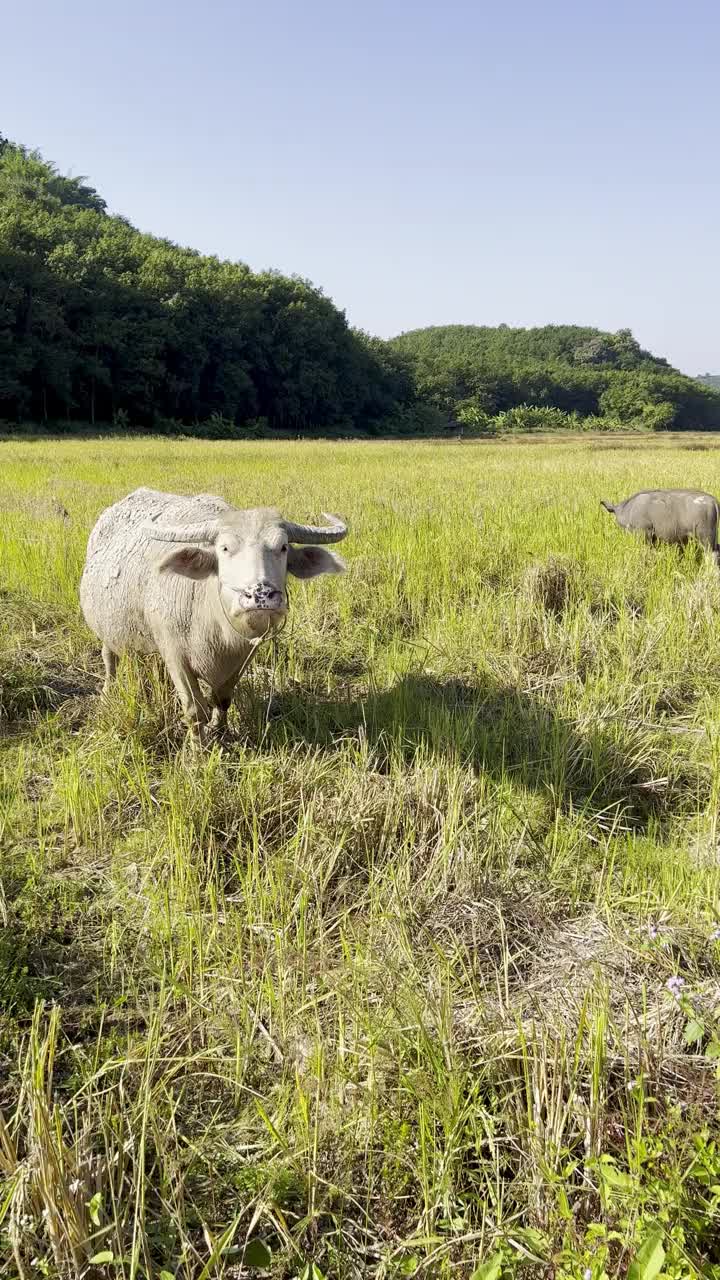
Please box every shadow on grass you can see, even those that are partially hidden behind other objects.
[0,657,98,732]
[2,644,698,837]
[260,672,698,833]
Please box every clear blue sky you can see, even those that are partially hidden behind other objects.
[3,0,719,372]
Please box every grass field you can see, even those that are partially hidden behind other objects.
[2,434,720,1280]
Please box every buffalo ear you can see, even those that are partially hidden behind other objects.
[158,546,218,579]
[287,546,346,579]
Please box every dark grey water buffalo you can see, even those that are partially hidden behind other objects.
[80,487,348,737]
[600,489,720,562]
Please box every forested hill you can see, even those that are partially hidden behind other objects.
[0,137,414,432]
[698,374,720,391]
[389,325,720,432]
[2,134,719,435]
[391,323,669,371]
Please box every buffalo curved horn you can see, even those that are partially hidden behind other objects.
[142,520,219,544]
[282,513,348,545]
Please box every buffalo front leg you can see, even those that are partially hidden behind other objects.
[161,653,211,738]
[208,673,240,738]
[101,644,118,694]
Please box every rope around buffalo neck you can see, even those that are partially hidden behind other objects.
[217,582,290,687]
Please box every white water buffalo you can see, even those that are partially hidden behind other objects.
[80,487,348,737]
[600,489,720,562]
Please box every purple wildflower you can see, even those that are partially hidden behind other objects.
[666,975,685,1000]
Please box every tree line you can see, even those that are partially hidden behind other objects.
[0,138,416,433]
[2,137,719,435]
[390,325,720,432]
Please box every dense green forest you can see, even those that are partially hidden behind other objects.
[0,137,415,433]
[2,136,719,435]
[698,373,720,391]
[391,325,720,432]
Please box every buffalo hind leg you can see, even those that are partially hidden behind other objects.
[102,644,118,694]
[208,673,239,739]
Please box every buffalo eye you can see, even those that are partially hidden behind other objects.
[220,544,229,553]
[280,543,288,554]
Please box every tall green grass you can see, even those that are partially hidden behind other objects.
[1,435,720,1278]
